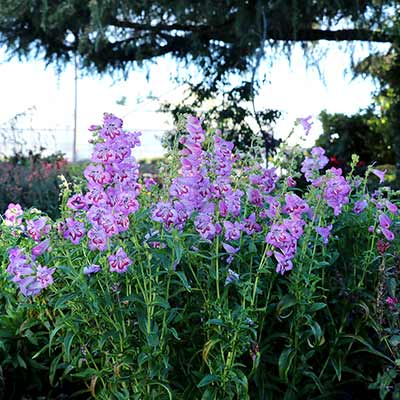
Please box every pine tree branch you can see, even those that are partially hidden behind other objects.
[110,17,394,44]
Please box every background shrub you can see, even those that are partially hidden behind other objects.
[0,151,69,220]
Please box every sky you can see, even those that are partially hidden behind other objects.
[0,42,389,161]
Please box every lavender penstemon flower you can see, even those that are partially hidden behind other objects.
[316,225,333,245]
[31,239,51,260]
[225,268,240,285]
[4,203,23,227]
[83,264,101,275]
[108,247,132,273]
[378,212,395,241]
[301,147,329,182]
[222,242,240,264]
[63,217,86,245]
[354,199,368,214]
[298,115,313,136]
[27,217,51,241]
[372,168,386,184]
[6,246,54,296]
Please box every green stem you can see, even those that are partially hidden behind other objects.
[215,235,220,300]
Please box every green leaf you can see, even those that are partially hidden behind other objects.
[49,324,64,351]
[197,374,220,388]
[138,352,150,367]
[49,353,62,385]
[17,354,27,369]
[277,294,297,318]
[32,343,49,359]
[331,354,343,381]
[63,332,75,362]
[278,348,296,381]
[303,370,324,393]
[343,334,394,364]
[151,298,170,309]
[206,318,225,326]
[306,320,325,347]
[309,302,326,313]
[389,335,400,347]
[71,368,98,379]
[388,278,397,298]
[174,242,184,264]
[54,293,77,310]
[174,271,191,291]
[147,332,159,347]
[169,327,180,341]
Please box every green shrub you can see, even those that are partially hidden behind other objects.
[0,151,69,220]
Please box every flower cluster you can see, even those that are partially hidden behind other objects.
[4,203,23,227]
[266,194,309,274]
[386,296,398,312]
[300,147,329,182]
[378,213,395,241]
[323,168,351,216]
[152,116,276,247]
[64,113,142,253]
[27,216,51,241]
[3,112,399,293]
[6,243,54,296]
[298,115,313,136]
[152,116,208,232]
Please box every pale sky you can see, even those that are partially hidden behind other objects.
[0,42,388,160]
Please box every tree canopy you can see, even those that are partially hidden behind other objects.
[317,42,400,185]
[1,1,399,84]
[1,1,400,176]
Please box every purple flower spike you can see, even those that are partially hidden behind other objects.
[283,194,310,217]
[100,113,123,141]
[301,147,329,182]
[223,221,243,241]
[67,194,87,211]
[144,177,157,190]
[323,169,351,216]
[88,227,108,251]
[195,213,217,240]
[7,247,27,276]
[18,274,41,297]
[242,213,262,235]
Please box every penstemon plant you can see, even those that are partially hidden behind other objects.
[0,113,399,399]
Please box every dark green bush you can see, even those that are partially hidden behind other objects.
[0,152,69,220]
